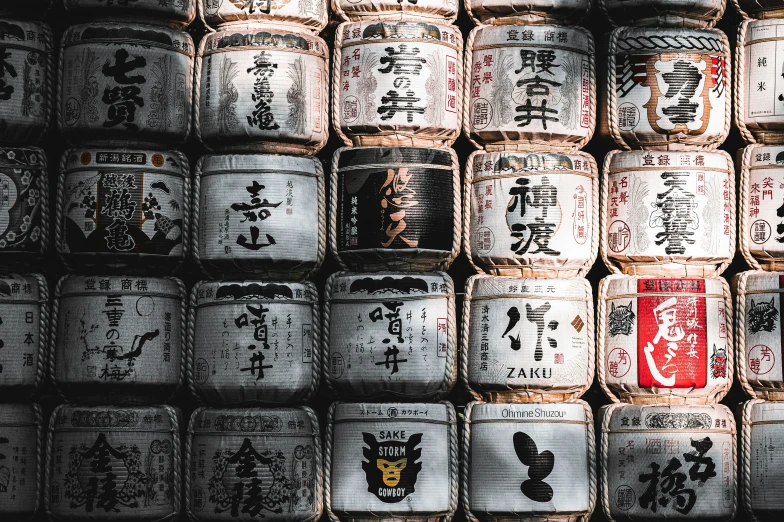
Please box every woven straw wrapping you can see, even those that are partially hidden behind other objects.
[733,0,784,19]
[600,150,735,277]
[0,147,49,263]
[735,20,784,145]
[0,274,48,395]
[192,154,326,280]
[601,26,731,151]
[55,149,191,274]
[465,0,590,26]
[597,0,725,28]
[185,406,323,522]
[461,275,595,404]
[49,275,186,405]
[599,403,736,522]
[463,24,595,153]
[186,280,321,406]
[329,146,461,272]
[57,23,194,149]
[198,0,327,32]
[63,0,196,27]
[332,0,457,23]
[323,271,457,400]
[45,404,182,522]
[325,401,458,522]
[0,403,43,519]
[194,24,329,154]
[333,21,463,148]
[462,401,596,522]
[0,19,52,145]
[464,150,598,278]
[597,274,733,405]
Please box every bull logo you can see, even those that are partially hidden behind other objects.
[362,432,422,503]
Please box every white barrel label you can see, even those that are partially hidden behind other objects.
[738,272,784,383]
[739,21,784,137]
[0,404,40,517]
[741,146,784,266]
[745,401,784,513]
[0,275,45,389]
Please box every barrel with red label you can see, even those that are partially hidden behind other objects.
[600,403,736,521]
[186,406,322,522]
[602,27,730,151]
[598,0,724,28]
[465,150,598,278]
[466,0,591,25]
[64,0,196,27]
[331,146,460,272]
[465,24,595,151]
[0,403,42,520]
[598,275,733,404]
[188,280,320,405]
[462,275,594,403]
[56,149,190,274]
[601,150,735,277]
[325,401,457,522]
[200,0,327,32]
[739,145,784,270]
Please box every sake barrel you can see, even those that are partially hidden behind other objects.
[58,23,194,148]
[0,274,47,396]
[64,0,196,27]
[196,24,328,155]
[598,275,733,404]
[186,406,322,522]
[465,24,595,151]
[51,275,185,404]
[603,27,730,151]
[0,20,52,145]
[740,399,784,521]
[188,280,320,405]
[334,21,463,148]
[464,150,598,278]
[332,0,457,23]
[0,147,48,265]
[739,145,784,270]
[56,149,190,274]
[463,402,596,522]
[325,401,458,522]
[462,275,594,403]
[0,403,42,520]
[45,404,181,522]
[201,0,327,32]
[465,0,591,25]
[600,403,736,521]
[733,271,784,400]
[193,154,325,280]
[734,0,784,18]
[330,146,460,272]
[324,272,457,400]
[598,0,724,28]
[601,150,735,277]
[736,20,784,145]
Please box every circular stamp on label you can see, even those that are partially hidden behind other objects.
[331,352,344,379]
[194,358,209,385]
[471,98,493,131]
[748,344,775,375]
[474,226,494,255]
[608,220,631,253]
[750,220,772,244]
[387,406,398,418]
[617,103,639,131]
[614,485,636,511]
[342,95,360,124]
[80,151,91,165]
[151,153,165,168]
[64,98,81,127]
[607,348,631,379]
[136,296,155,316]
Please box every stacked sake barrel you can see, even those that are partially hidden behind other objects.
[0,2,52,519]
[732,0,784,519]
[458,0,600,520]
[596,1,738,520]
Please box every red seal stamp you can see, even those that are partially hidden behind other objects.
[607,347,631,378]
[748,344,775,375]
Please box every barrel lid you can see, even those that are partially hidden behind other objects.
[52,404,179,432]
[332,402,452,424]
[737,271,784,293]
[469,402,588,423]
[470,23,591,52]
[335,147,455,170]
[64,149,187,177]
[749,400,784,424]
[0,147,46,169]
[58,275,182,298]
[201,25,328,58]
[470,151,596,180]
[189,406,318,436]
[198,154,323,178]
[0,19,50,52]
[328,271,452,300]
[0,274,44,303]
[602,275,726,298]
[0,403,40,427]
[468,275,589,300]
[605,403,733,432]
[195,280,318,306]
[339,20,462,50]
[610,26,728,55]
[607,150,731,171]
[62,22,194,56]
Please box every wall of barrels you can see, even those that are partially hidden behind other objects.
[0,0,779,521]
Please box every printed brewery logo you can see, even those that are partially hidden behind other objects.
[747,298,778,334]
[362,432,422,503]
[608,301,635,336]
[513,431,553,502]
[709,344,727,378]
[505,176,561,258]
[501,302,560,379]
